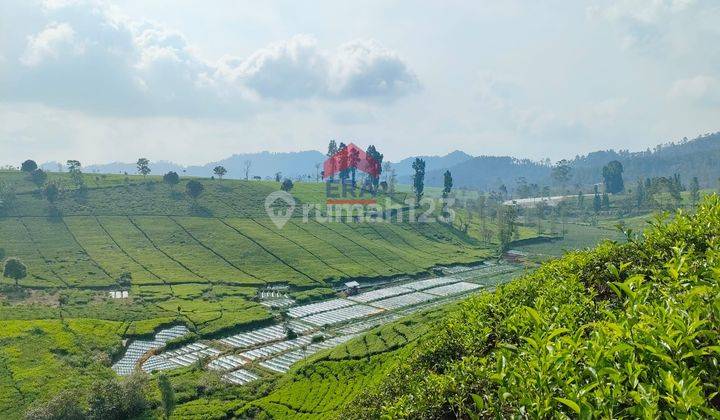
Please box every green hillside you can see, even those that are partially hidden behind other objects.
[0,171,492,289]
[0,170,505,418]
[191,195,720,419]
[343,196,720,418]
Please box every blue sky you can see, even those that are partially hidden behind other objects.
[1,0,719,166]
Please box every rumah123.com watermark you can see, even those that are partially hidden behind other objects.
[264,184,455,229]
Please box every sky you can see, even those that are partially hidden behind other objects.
[1,0,719,166]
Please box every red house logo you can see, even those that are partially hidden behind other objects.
[323,143,381,181]
[323,143,380,205]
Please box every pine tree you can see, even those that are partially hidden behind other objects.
[593,185,601,214]
[690,176,700,206]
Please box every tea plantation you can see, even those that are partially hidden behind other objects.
[172,195,720,419]
[346,195,720,418]
[4,169,707,418]
[0,170,502,417]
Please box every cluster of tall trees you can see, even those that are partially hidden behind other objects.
[24,372,169,420]
[325,140,385,192]
[633,173,686,210]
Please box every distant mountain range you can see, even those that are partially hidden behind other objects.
[420,132,720,191]
[40,131,720,191]
[42,151,327,180]
[390,150,473,177]
[40,149,475,181]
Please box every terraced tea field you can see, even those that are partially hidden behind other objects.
[109,261,523,416]
[0,171,516,418]
[0,215,487,288]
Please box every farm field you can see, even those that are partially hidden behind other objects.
[0,173,494,290]
[0,171,509,418]
[510,222,626,261]
[1,170,671,419]
[117,263,524,419]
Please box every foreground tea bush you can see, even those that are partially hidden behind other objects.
[350,195,720,418]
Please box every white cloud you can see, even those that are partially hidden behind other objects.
[4,3,419,116]
[1,0,718,166]
[669,75,720,105]
[588,0,694,24]
[228,35,328,100]
[587,0,697,51]
[328,39,420,99]
[20,22,84,66]
[217,35,419,100]
[473,72,524,111]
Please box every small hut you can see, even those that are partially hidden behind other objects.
[344,281,360,295]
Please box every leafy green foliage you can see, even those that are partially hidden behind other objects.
[3,257,27,286]
[350,195,720,418]
[185,180,204,200]
[157,374,175,419]
[136,158,151,178]
[21,160,38,173]
[162,171,179,189]
[87,373,149,420]
[412,158,425,205]
[603,160,625,194]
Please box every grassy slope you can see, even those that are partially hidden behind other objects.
[346,195,720,418]
[1,172,490,290]
[0,171,495,418]
[224,304,450,419]
[0,318,125,419]
[176,196,720,419]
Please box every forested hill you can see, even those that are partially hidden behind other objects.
[570,132,720,187]
[420,155,551,191]
[36,131,720,189]
[420,132,720,191]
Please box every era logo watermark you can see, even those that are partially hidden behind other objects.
[263,142,455,228]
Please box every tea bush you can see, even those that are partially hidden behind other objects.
[350,195,720,418]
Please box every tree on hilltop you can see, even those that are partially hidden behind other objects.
[442,170,453,198]
[365,145,383,191]
[66,160,85,190]
[186,180,204,201]
[44,182,60,204]
[602,160,625,194]
[690,176,700,206]
[412,158,426,206]
[21,160,38,173]
[551,160,573,192]
[213,166,227,180]
[3,257,27,287]
[136,158,151,179]
[281,179,294,192]
[163,171,180,190]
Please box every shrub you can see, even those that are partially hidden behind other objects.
[281,179,294,192]
[21,160,38,173]
[24,389,85,420]
[87,373,149,420]
[349,195,720,419]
